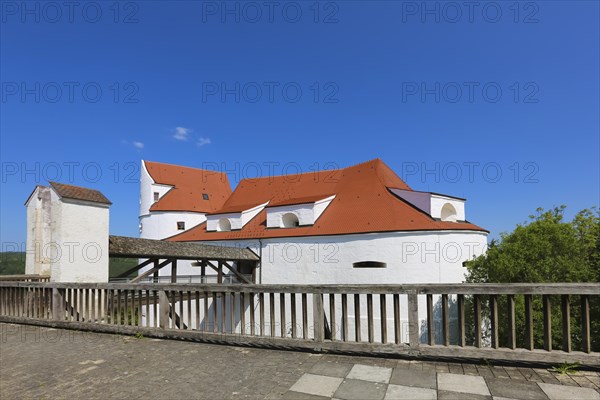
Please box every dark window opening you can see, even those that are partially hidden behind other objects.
[153,192,159,202]
[202,193,209,200]
[353,261,387,269]
[177,221,185,230]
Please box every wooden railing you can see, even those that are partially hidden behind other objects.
[0,275,50,282]
[0,282,597,365]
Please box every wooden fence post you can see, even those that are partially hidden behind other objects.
[407,292,420,352]
[313,293,324,350]
[52,288,64,321]
[159,290,170,329]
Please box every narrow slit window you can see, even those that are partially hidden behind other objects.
[353,261,387,269]
[153,192,160,202]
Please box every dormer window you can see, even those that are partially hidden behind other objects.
[153,192,159,202]
[281,213,300,228]
[177,221,185,230]
[202,193,209,200]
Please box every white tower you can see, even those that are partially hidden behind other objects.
[25,182,111,282]
[139,160,232,240]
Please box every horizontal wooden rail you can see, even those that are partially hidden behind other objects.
[0,282,597,366]
[0,275,50,282]
[1,282,598,295]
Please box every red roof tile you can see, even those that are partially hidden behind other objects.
[49,182,111,205]
[145,161,232,213]
[168,159,487,241]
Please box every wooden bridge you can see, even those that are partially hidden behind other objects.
[0,281,597,366]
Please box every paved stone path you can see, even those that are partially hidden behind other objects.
[1,324,598,399]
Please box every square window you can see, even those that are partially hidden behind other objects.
[202,193,209,200]
[153,192,159,202]
[177,221,185,230]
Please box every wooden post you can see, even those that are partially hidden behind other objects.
[407,292,420,350]
[329,294,336,342]
[313,293,324,349]
[490,295,499,349]
[367,294,374,343]
[474,295,482,348]
[561,295,571,352]
[290,293,296,338]
[543,295,552,351]
[581,295,590,353]
[154,260,159,283]
[525,294,534,350]
[426,294,434,345]
[380,294,387,344]
[457,294,465,347]
[441,294,449,347]
[508,295,516,349]
[354,294,361,342]
[341,294,348,342]
[52,288,64,321]
[158,290,170,329]
[171,260,177,283]
[393,294,400,344]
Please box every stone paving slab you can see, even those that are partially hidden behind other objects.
[1,324,599,400]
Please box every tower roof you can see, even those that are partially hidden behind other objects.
[49,181,112,205]
[144,160,232,213]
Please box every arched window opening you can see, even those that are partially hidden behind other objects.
[217,218,232,232]
[441,203,457,222]
[281,213,300,228]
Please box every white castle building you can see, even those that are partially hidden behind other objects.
[21,159,489,343]
[139,159,488,285]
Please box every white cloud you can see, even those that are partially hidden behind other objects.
[132,141,144,149]
[197,137,211,147]
[173,127,191,141]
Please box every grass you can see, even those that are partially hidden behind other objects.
[0,252,139,278]
[550,362,580,375]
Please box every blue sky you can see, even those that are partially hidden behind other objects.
[1,1,598,248]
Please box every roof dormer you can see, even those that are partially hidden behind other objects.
[389,188,465,222]
[266,195,335,228]
[206,201,269,231]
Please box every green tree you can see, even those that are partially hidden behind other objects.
[464,206,599,351]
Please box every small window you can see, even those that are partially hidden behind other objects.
[177,221,185,230]
[281,213,300,228]
[202,193,209,200]
[153,192,159,202]
[353,261,387,269]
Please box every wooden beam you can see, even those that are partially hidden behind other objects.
[130,259,172,283]
[115,258,155,279]
[221,262,253,284]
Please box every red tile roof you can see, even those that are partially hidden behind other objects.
[49,182,112,205]
[144,161,232,213]
[168,159,487,242]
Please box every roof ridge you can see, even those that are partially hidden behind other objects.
[144,160,228,176]
[236,158,384,184]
